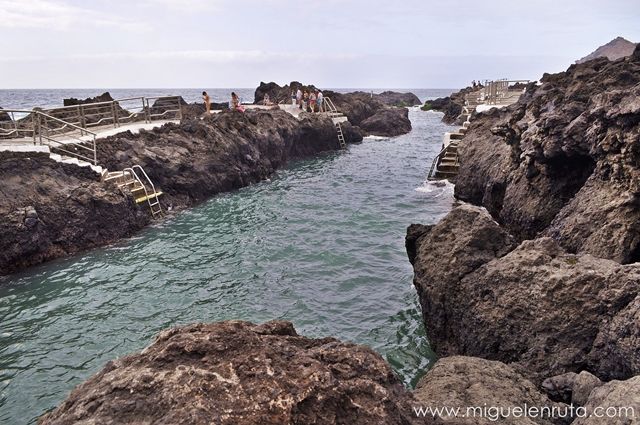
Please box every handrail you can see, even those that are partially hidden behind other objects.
[124,165,163,216]
[427,145,449,180]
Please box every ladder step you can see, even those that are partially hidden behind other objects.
[135,191,163,204]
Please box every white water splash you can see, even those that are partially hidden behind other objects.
[415,179,455,197]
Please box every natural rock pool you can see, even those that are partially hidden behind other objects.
[0,107,454,424]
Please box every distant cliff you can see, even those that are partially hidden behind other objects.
[576,36,637,63]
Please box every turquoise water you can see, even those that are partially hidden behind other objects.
[0,107,455,424]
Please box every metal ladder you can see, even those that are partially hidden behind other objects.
[105,165,163,217]
[335,122,347,149]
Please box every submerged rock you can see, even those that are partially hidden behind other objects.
[39,321,420,425]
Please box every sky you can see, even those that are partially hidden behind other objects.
[0,0,638,89]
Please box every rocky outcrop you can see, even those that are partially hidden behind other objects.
[572,376,640,424]
[576,36,637,64]
[421,86,477,124]
[1,107,361,276]
[415,356,568,425]
[455,45,640,263]
[254,81,318,105]
[95,109,362,210]
[63,91,115,106]
[39,320,420,425]
[542,371,604,406]
[374,91,421,107]
[0,107,12,122]
[359,108,412,137]
[254,82,413,137]
[408,204,640,384]
[0,151,147,275]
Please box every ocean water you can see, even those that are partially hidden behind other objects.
[0,96,456,423]
[0,88,453,110]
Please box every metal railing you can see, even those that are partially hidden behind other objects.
[482,79,530,105]
[427,144,449,180]
[145,96,183,121]
[123,165,163,217]
[323,97,339,114]
[0,109,98,164]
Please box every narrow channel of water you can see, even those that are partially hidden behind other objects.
[0,107,454,424]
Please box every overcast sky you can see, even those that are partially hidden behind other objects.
[0,0,638,89]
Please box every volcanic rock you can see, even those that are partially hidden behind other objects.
[254,82,413,137]
[455,45,640,262]
[421,86,477,124]
[63,92,115,107]
[407,204,640,384]
[374,91,421,107]
[39,320,420,425]
[359,108,412,137]
[95,109,362,210]
[414,356,568,425]
[0,151,148,275]
[576,36,637,64]
[572,376,640,425]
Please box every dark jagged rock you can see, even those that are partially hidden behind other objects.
[408,204,640,384]
[254,82,413,137]
[181,101,229,119]
[323,90,412,137]
[63,92,115,107]
[415,356,568,425]
[254,81,317,105]
[0,151,147,275]
[421,86,476,124]
[359,107,412,137]
[576,36,637,64]
[96,109,362,210]
[39,320,420,425]
[374,91,421,107]
[1,108,361,276]
[455,45,640,263]
[0,107,12,122]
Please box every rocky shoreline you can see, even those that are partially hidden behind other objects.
[16,49,640,423]
[405,45,640,421]
[1,84,414,276]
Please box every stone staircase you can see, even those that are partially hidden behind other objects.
[427,91,481,182]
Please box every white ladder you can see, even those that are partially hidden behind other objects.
[335,122,346,149]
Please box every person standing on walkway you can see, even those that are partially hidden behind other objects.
[296,88,303,109]
[309,91,317,112]
[202,91,211,114]
[317,90,324,112]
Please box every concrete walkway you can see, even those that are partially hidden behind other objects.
[0,120,179,151]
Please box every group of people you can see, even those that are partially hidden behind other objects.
[293,88,324,113]
[202,91,245,113]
